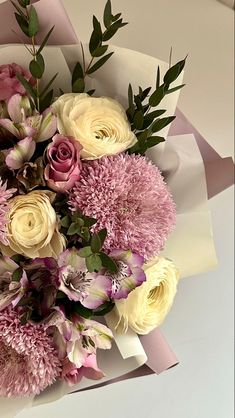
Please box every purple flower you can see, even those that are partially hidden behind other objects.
[69,154,176,260]
[58,248,112,309]
[0,94,57,142]
[0,179,16,245]
[61,354,104,386]
[0,269,28,312]
[106,249,146,299]
[44,134,82,193]
[0,63,35,102]
[5,136,36,170]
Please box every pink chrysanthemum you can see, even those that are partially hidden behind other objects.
[0,179,16,245]
[69,154,176,259]
[0,307,61,397]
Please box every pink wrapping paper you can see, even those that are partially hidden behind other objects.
[169,109,234,199]
[0,0,78,45]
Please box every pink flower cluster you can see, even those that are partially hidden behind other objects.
[0,63,35,102]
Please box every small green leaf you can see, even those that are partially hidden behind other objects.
[165,84,185,95]
[28,6,39,37]
[11,1,26,17]
[16,73,37,100]
[36,54,45,73]
[40,73,58,97]
[12,267,23,282]
[82,216,97,227]
[72,78,85,93]
[29,60,43,79]
[133,110,144,130]
[89,16,102,54]
[14,13,29,36]
[73,302,93,319]
[18,0,30,6]
[91,233,102,253]
[156,66,160,88]
[86,254,102,273]
[103,19,128,41]
[78,246,93,258]
[81,227,91,243]
[163,58,186,85]
[91,45,109,57]
[143,109,166,129]
[149,85,165,107]
[151,116,176,133]
[40,89,53,112]
[136,130,149,143]
[98,228,107,247]
[99,252,118,272]
[93,301,115,316]
[67,222,80,236]
[146,136,165,147]
[61,215,71,228]
[139,86,151,101]
[87,89,96,96]
[37,26,55,55]
[72,62,84,85]
[103,0,112,28]
[87,52,114,74]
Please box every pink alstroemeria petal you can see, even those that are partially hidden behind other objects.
[82,275,112,309]
[36,109,57,142]
[82,353,105,380]
[7,94,31,123]
[6,136,36,169]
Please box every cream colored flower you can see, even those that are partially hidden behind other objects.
[114,257,179,335]
[52,93,137,159]
[0,190,65,259]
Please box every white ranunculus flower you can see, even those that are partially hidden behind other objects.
[114,257,179,335]
[0,190,65,259]
[52,93,137,159]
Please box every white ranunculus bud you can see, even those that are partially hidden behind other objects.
[114,257,179,335]
[52,93,137,159]
[0,190,65,259]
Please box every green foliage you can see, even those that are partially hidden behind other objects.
[72,0,128,94]
[127,56,186,155]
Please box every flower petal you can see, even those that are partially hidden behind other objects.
[6,136,36,169]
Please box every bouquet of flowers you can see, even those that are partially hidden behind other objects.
[0,0,224,411]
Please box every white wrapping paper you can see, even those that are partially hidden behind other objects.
[0,44,217,416]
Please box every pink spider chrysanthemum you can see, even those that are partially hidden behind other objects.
[0,307,61,397]
[0,179,16,245]
[69,154,176,260]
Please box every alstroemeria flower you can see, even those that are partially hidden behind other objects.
[0,268,28,311]
[0,94,57,142]
[5,136,36,170]
[106,249,146,300]
[61,354,104,386]
[58,248,112,309]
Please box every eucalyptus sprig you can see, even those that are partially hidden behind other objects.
[71,0,128,94]
[127,57,186,155]
[11,0,57,111]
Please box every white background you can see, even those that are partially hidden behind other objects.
[15,0,234,417]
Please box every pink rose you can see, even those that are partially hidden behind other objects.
[44,134,82,193]
[0,63,35,102]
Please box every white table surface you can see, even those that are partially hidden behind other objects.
[15,0,234,417]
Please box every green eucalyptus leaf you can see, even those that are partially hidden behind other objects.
[91,45,109,57]
[40,73,58,97]
[11,1,26,16]
[140,86,151,101]
[93,300,115,316]
[165,84,185,95]
[149,85,165,107]
[16,73,37,100]
[89,16,102,54]
[72,62,84,85]
[103,0,112,28]
[102,19,128,41]
[99,252,118,272]
[156,66,160,88]
[133,110,144,130]
[91,233,102,253]
[37,26,55,55]
[73,302,93,319]
[143,109,166,129]
[40,89,53,112]
[163,58,186,85]
[14,13,29,36]
[36,54,45,73]
[78,246,93,258]
[87,89,96,96]
[87,52,114,74]
[29,60,43,79]
[86,254,102,273]
[18,0,30,6]
[28,6,39,37]
[146,136,165,147]
[151,116,176,133]
[136,130,149,143]
[82,216,97,227]
[72,78,85,93]
[67,222,80,235]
